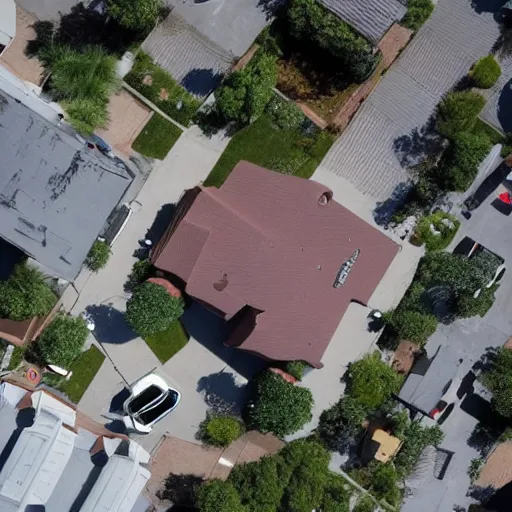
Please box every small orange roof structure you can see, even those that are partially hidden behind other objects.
[371,429,403,463]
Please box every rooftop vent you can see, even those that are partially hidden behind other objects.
[214,273,228,292]
[318,191,332,206]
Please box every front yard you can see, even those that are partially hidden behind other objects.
[203,115,334,187]
[132,113,183,159]
[144,320,189,364]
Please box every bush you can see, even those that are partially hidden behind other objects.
[266,96,304,130]
[321,474,351,512]
[63,98,109,135]
[468,457,484,483]
[353,495,375,512]
[195,480,246,512]
[0,263,57,321]
[346,352,403,409]
[198,415,244,447]
[125,281,185,337]
[441,131,492,191]
[85,240,111,272]
[401,0,434,30]
[288,0,378,82]
[247,370,313,437]
[124,260,154,293]
[413,212,460,251]
[106,0,164,30]
[387,309,438,346]
[470,56,501,89]
[37,313,89,367]
[456,283,497,318]
[350,463,401,506]
[216,51,278,125]
[125,51,201,125]
[285,360,308,380]
[482,347,512,418]
[436,91,486,140]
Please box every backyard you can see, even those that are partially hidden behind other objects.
[203,115,334,187]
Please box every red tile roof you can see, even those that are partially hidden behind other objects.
[152,162,398,368]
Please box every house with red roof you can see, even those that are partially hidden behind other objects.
[151,161,399,369]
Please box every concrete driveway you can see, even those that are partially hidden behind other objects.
[401,161,512,511]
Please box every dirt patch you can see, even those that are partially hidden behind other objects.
[391,340,421,374]
[0,7,45,86]
[476,441,512,490]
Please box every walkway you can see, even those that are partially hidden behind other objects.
[320,0,500,204]
[71,125,237,452]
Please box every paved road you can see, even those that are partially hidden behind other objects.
[402,160,512,511]
[320,0,500,204]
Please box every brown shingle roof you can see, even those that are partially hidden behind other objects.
[152,162,398,367]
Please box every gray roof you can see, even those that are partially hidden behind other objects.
[142,12,234,97]
[319,0,501,202]
[318,0,407,43]
[0,91,132,281]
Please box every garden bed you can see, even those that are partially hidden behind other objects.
[144,320,189,363]
[132,113,183,159]
[124,52,201,126]
[203,115,334,188]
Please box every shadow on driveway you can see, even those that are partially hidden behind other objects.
[197,371,249,415]
[86,304,137,345]
[498,79,512,133]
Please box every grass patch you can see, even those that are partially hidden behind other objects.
[473,117,504,145]
[125,51,201,126]
[204,115,334,187]
[132,114,183,159]
[144,320,189,363]
[58,346,105,403]
[8,345,26,370]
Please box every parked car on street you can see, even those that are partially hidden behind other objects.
[123,372,181,434]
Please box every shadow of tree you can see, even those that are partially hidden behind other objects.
[471,0,506,15]
[485,480,512,511]
[373,181,413,225]
[257,0,287,19]
[157,473,204,508]
[181,69,224,98]
[497,78,512,133]
[86,304,137,344]
[196,370,249,415]
[0,238,25,281]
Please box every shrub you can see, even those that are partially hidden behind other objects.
[346,352,403,409]
[124,260,154,293]
[353,495,375,512]
[456,283,497,318]
[195,480,246,512]
[106,0,164,30]
[436,91,486,140]
[482,347,512,418]
[63,98,109,135]
[0,263,57,321]
[125,281,185,337]
[350,463,401,506]
[247,370,313,437]
[216,51,278,125]
[198,415,244,447]
[285,360,308,380]
[37,313,89,367]
[401,0,434,31]
[387,309,438,346]
[288,0,378,82]
[266,96,305,131]
[413,212,460,251]
[321,474,351,512]
[441,131,492,191]
[470,56,501,89]
[85,240,111,272]
[468,457,484,483]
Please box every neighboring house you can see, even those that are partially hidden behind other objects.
[0,380,151,512]
[0,0,16,54]
[0,88,133,282]
[151,161,399,368]
[318,0,407,43]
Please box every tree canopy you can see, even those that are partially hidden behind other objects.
[195,480,246,512]
[106,0,164,30]
[125,281,185,338]
[482,347,512,418]
[0,263,57,321]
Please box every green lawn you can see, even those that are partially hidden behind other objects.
[132,113,183,159]
[144,320,189,363]
[58,346,106,403]
[125,51,201,126]
[8,345,26,370]
[473,117,504,145]
[203,115,334,188]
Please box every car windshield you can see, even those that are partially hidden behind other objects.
[137,390,179,425]
[128,385,164,415]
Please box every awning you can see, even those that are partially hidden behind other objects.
[0,0,16,47]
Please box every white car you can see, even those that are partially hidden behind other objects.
[123,372,181,434]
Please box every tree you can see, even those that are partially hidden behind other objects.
[0,263,57,321]
[321,474,350,512]
[482,347,512,418]
[216,51,277,125]
[346,352,403,409]
[195,480,246,512]
[106,0,164,30]
[401,0,434,31]
[288,0,378,82]
[247,370,313,437]
[85,240,111,272]
[37,313,89,367]
[125,281,185,337]
[470,55,501,89]
[436,91,486,140]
